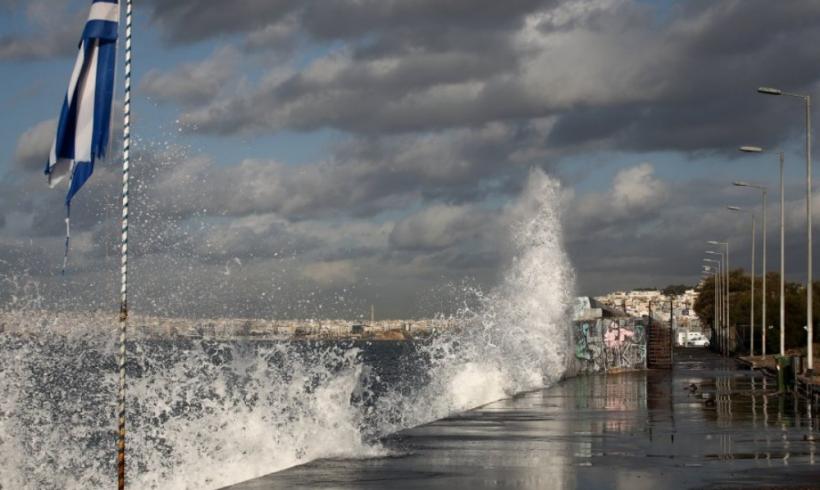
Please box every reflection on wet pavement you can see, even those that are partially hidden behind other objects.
[227,349,819,489]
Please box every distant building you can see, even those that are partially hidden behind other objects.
[573,296,628,321]
[594,288,701,331]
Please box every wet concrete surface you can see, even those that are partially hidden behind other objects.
[226,348,820,489]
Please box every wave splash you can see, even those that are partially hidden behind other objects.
[0,169,575,489]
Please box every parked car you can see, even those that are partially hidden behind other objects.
[687,332,710,347]
[677,331,710,347]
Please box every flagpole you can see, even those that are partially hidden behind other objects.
[117,0,132,488]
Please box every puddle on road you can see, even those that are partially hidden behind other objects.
[552,348,819,488]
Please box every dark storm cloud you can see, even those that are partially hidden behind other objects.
[300,0,548,39]
[142,0,820,156]
[144,0,558,135]
[143,0,302,44]
[592,0,820,152]
[143,0,548,44]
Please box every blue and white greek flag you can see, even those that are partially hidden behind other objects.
[45,0,119,269]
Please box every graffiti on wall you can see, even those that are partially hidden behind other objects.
[574,319,646,372]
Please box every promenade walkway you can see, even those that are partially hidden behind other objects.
[226,348,819,489]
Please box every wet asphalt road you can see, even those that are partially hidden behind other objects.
[226,348,820,489]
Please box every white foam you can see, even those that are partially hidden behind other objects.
[0,168,575,489]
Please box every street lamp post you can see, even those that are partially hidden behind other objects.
[706,250,729,356]
[757,86,812,372]
[729,206,756,356]
[740,146,786,356]
[703,272,717,349]
[725,246,730,354]
[704,263,721,351]
[733,182,767,356]
[709,241,730,355]
[701,265,720,349]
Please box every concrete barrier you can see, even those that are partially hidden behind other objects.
[572,319,647,373]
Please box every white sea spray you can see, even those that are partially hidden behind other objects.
[0,168,575,489]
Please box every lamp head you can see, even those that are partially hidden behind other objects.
[727,205,742,211]
[739,146,763,153]
[757,86,782,95]
[733,181,750,187]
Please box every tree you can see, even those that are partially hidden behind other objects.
[693,268,818,352]
[662,284,689,297]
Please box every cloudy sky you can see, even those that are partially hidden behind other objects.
[1,0,820,318]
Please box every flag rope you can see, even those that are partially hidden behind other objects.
[117,0,132,488]
[62,205,70,274]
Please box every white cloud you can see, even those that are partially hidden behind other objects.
[0,1,83,60]
[14,119,55,171]
[572,162,667,227]
[139,47,240,105]
[610,163,667,211]
[390,204,493,251]
[300,260,357,286]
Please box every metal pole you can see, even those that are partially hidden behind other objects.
[718,260,723,355]
[712,255,724,355]
[725,244,730,356]
[761,190,767,357]
[720,254,725,355]
[806,95,813,373]
[715,270,719,351]
[648,300,653,364]
[118,1,132,488]
[707,257,722,353]
[720,251,726,355]
[751,215,756,357]
[670,296,674,363]
[779,152,785,356]
[757,88,813,369]
[703,258,723,352]
[715,266,720,353]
